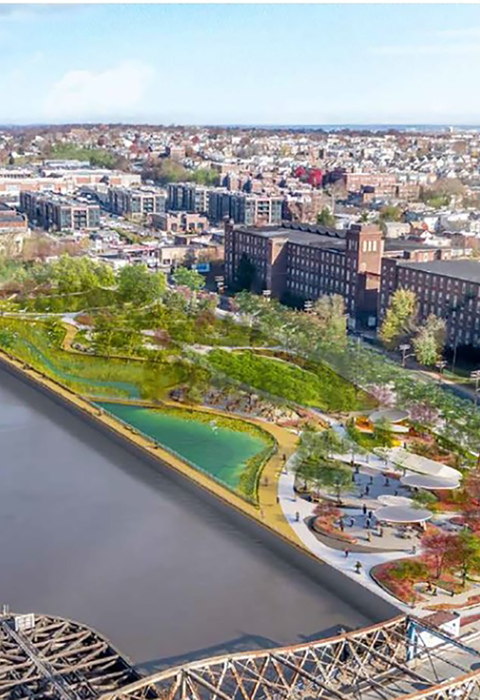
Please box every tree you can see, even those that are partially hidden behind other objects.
[235,253,257,292]
[172,266,205,293]
[421,530,458,579]
[117,264,166,306]
[412,315,446,367]
[453,530,480,587]
[314,462,351,503]
[408,401,440,427]
[317,207,336,227]
[379,205,402,223]
[372,417,394,447]
[379,289,418,349]
[367,383,397,407]
[412,489,438,509]
[310,295,347,348]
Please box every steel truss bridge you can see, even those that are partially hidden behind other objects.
[0,611,142,699]
[3,613,480,700]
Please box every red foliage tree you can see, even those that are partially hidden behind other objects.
[308,168,323,188]
[421,529,458,579]
[462,468,480,533]
[294,166,307,179]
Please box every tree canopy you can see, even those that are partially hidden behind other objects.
[379,289,418,348]
[117,264,166,305]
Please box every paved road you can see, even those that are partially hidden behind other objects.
[0,367,372,671]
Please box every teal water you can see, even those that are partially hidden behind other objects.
[96,402,267,488]
[17,338,140,398]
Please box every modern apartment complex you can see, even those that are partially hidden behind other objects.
[379,258,480,348]
[108,187,166,219]
[167,183,208,213]
[20,191,101,231]
[208,191,283,226]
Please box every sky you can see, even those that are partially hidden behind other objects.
[4,3,480,126]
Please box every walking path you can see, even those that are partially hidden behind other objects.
[277,455,413,614]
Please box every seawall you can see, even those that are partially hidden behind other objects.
[0,350,401,624]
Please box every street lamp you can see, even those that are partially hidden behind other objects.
[214,275,225,296]
[471,369,480,407]
[436,359,447,383]
[399,343,413,368]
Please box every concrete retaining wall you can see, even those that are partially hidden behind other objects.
[0,355,401,625]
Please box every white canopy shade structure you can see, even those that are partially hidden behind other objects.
[385,447,462,482]
[389,424,410,434]
[374,505,433,524]
[401,473,461,491]
[369,408,410,424]
[377,494,414,507]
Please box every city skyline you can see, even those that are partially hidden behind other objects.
[4,3,480,126]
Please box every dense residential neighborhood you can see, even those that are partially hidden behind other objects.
[2,124,480,355]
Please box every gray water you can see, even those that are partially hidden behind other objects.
[0,368,371,671]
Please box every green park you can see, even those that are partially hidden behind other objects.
[1,254,480,612]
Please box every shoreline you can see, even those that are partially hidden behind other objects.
[0,347,400,623]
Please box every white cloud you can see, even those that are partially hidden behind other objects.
[43,60,154,121]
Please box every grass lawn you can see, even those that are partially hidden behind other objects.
[208,349,372,412]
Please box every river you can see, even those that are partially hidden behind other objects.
[0,367,373,671]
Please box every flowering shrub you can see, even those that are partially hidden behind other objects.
[367,383,397,407]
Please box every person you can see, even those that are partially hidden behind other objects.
[385,477,390,487]
[339,519,344,532]
[295,511,300,522]
[412,544,417,555]
[370,475,373,484]
[366,518,371,529]
[379,526,384,537]
[282,453,286,463]
[365,485,370,496]
[344,548,349,558]
[368,510,373,520]
[355,561,362,574]
[351,473,356,482]
[363,504,367,516]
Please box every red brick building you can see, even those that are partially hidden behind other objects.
[379,258,480,348]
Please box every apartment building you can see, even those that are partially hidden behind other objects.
[208,190,233,223]
[229,193,283,226]
[151,211,208,233]
[345,173,398,195]
[109,187,166,219]
[0,202,29,255]
[20,191,100,231]
[379,258,480,347]
[225,221,385,325]
[208,191,283,225]
[167,183,208,213]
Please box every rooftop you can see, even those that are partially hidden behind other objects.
[398,258,480,284]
